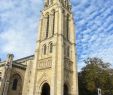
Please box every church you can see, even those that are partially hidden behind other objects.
[0,0,78,95]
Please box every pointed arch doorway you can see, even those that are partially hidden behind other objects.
[41,83,50,95]
[64,84,69,95]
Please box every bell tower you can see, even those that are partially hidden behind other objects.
[28,0,78,95]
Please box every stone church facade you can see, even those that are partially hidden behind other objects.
[0,0,78,95]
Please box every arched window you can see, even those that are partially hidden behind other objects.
[64,0,66,6]
[52,11,55,35]
[49,0,51,5]
[12,78,18,90]
[46,15,49,38]
[67,46,70,57]
[46,0,49,6]
[64,43,66,56]
[49,43,53,53]
[0,77,1,81]
[63,10,65,37]
[50,0,53,4]
[43,45,47,55]
[9,74,22,95]
[66,15,69,40]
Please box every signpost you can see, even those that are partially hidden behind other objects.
[97,88,102,95]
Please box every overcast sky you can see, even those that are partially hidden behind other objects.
[0,0,113,71]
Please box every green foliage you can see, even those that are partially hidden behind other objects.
[78,57,113,95]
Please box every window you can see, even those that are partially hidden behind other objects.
[52,11,55,35]
[50,43,53,53]
[50,0,53,4]
[0,77,1,81]
[49,0,51,5]
[66,15,69,40]
[63,10,65,37]
[44,45,47,55]
[64,0,66,6]
[46,0,49,6]
[0,72,1,81]
[46,15,49,38]
[64,43,66,56]
[67,46,70,57]
[12,79,18,90]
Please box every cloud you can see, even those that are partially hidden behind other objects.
[0,0,113,71]
[72,0,113,71]
[0,0,43,59]
[0,29,35,58]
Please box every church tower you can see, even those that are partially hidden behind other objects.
[28,0,78,95]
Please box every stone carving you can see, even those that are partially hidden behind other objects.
[37,57,52,69]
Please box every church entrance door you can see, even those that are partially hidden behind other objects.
[64,84,68,95]
[41,83,50,95]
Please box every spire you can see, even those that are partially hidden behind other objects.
[44,0,54,8]
[5,54,14,68]
[44,0,72,11]
[7,54,14,63]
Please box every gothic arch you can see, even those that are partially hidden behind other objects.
[64,83,69,95]
[64,81,71,95]
[12,71,24,82]
[51,9,55,14]
[52,10,55,35]
[45,13,49,38]
[8,73,23,95]
[41,82,50,95]
[36,73,50,95]
[67,46,70,57]
[49,42,53,53]
[38,73,50,86]
[66,14,70,40]
[45,0,53,6]
[46,0,49,6]
[43,44,47,55]
[45,12,49,17]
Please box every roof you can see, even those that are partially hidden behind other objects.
[0,55,35,69]
[14,55,34,63]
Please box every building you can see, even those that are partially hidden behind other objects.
[0,54,34,95]
[0,0,78,95]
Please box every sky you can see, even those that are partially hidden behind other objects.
[0,0,113,71]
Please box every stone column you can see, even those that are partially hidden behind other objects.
[56,7,64,95]
[70,14,78,95]
[40,17,44,41]
[1,54,14,95]
[50,9,58,95]
[28,17,42,95]
[51,42,57,95]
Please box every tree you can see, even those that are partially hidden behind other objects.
[78,57,113,95]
